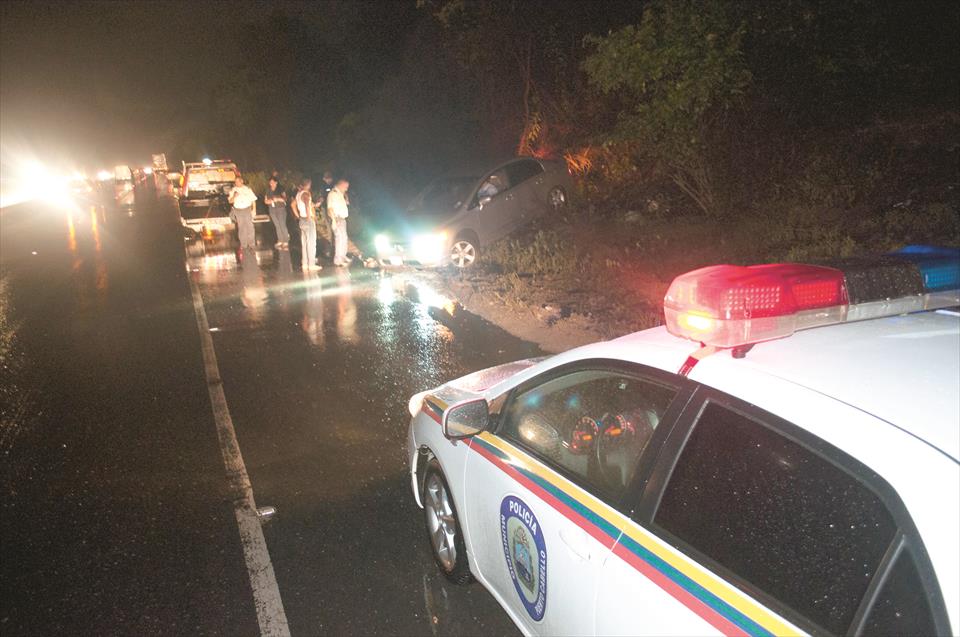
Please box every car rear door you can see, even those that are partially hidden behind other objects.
[504,159,546,223]
[470,167,515,243]
[462,362,685,635]
[594,389,950,636]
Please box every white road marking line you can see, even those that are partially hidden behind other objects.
[187,259,291,637]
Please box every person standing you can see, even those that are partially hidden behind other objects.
[316,171,336,259]
[265,176,289,248]
[294,178,322,271]
[327,178,350,266]
[228,176,258,248]
[319,171,335,202]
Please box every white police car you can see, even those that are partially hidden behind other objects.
[407,246,960,636]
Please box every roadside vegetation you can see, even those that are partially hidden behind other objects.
[476,110,959,336]
[427,0,960,336]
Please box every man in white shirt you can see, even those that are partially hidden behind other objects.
[228,176,258,248]
[327,178,350,266]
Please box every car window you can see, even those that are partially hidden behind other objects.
[414,177,476,212]
[505,159,543,186]
[654,402,897,635]
[499,370,677,499]
[206,168,236,183]
[861,548,937,636]
[472,168,512,208]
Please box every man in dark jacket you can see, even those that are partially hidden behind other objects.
[265,176,289,248]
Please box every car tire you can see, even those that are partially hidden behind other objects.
[422,458,473,585]
[548,186,567,209]
[450,233,479,268]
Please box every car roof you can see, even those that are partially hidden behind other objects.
[185,161,236,169]
[606,310,960,462]
[442,156,549,179]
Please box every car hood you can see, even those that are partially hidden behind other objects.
[379,209,460,238]
[409,356,548,418]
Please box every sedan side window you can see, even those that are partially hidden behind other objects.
[505,159,543,186]
[861,548,938,636]
[474,169,511,206]
[499,370,677,500]
[654,402,898,635]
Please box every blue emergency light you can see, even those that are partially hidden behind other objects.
[890,245,960,292]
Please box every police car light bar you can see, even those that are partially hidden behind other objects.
[664,246,960,349]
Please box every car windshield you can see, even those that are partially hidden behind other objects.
[205,168,236,183]
[410,177,476,213]
[189,168,236,184]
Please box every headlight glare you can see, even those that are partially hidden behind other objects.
[411,233,447,264]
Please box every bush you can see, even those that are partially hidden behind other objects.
[881,202,960,248]
[483,229,581,276]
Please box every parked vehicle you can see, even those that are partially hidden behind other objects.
[407,247,960,636]
[179,160,238,209]
[114,164,135,207]
[178,159,268,235]
[151,153,168,173]
[372,157,572,268]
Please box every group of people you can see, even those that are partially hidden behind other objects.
[227,170,351,271]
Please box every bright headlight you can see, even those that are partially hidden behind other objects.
[411,232,448,263]
[374,234,391,252]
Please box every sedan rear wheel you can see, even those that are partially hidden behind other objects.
[450,239,477,268]
[423,459,473,584]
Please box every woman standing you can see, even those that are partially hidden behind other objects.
[294,178,322,271]
[265,176,289,249]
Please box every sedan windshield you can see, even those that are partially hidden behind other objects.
[411,177,476,213]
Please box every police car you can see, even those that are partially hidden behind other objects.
[407,246,960,636]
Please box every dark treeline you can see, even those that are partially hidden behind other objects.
[172,0,958,218]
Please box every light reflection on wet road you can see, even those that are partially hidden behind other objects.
[1,188,531,635]
[185,222,537,635]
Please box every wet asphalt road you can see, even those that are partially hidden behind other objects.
[0,185,535,635]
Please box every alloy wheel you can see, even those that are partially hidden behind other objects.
[450,241,476,268]
[423,473,458,571]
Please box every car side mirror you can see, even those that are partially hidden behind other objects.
[478,196,492,209]
[442,398,489,439]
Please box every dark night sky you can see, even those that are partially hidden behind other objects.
[0,0,348,168]
[3,0,956,180]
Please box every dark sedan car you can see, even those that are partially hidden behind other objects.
[373,157,572,268]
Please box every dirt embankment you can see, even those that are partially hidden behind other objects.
[425,271,609,354]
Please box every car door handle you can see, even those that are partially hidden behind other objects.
[559,527,591,561]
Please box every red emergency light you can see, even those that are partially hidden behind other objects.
[664,263,848,348]
[665,250,960,349]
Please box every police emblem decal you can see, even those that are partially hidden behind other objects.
[500,496,547,621]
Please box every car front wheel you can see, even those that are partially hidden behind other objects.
[450,237,478,268]
[422,459,473,584]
